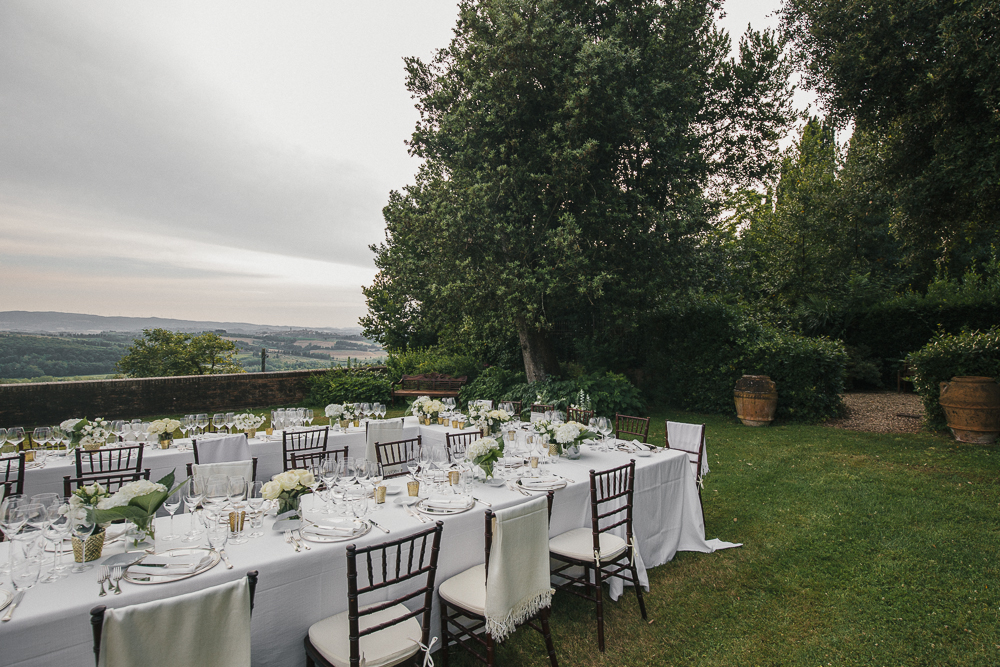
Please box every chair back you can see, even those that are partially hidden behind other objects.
[282,427,329,471]
[530,403,553,414]
[90,570,258,667]
[365,419,404,463]
[347,523,443,667]
[567,408,594,424]
[64,470,151,497]
[187,460,257,495]
[290,447,348,471]
[665,421,707,478]
[75,445,144,478]
[589,461,636,549]
[1,452,25,499]
[374,436,422,478]
[193,435,252,464]
[613,414,650,443]
[445,431,480,462]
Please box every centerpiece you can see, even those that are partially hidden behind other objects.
[468,404,511,436]
[465,436,504,479]
[233,412,266,438]
[90,470,187,547]
[147,418,181,448]
[410,396,444,425]
[66,481,111,561]
[325,403,346,428]
[262,468,315,517]
[60,417,113,451]
[534,420,595,459]
[342,403,361,427]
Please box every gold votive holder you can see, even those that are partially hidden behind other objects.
[375,486,387,504]
[159,440,171,450]
[448,470,460,486]
[266,427,274,435]
[23,449,35,463]
[407,480,420,497]
[437,417,444,425]
[549,444,559,457]
[451,418,459,428]
[530,456,539,469]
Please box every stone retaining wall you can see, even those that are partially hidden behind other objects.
[0,369,330,427]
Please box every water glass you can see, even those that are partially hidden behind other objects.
[10,537,42,591]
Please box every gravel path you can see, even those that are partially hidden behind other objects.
[824,391,925,434]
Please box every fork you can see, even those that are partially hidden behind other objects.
[111,566,124,595]
[284,530,300,552]
[406,507,429,524]
[294,530,311,550]
[98,566,110,597]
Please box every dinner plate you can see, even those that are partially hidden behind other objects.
[384,484,404,495]
[518,476,568,491]
[0,589,12,614]
[415,496,475,516]
[300,518,371,543]
[123,548,220,585]
[393,496,420,506]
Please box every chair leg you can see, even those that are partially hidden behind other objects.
[439,602,450,667]
[593,564,606,652]
[629,556,648,621]
[486,633,495,666]
[540,608,558,667]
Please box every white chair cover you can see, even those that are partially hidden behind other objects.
[666,421,709,476]
[365,419,404,464]
[191,461,254,495]
[195,434,251,464]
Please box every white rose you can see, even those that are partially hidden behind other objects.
[273,471,300,492]
[262,481,282,500]
[294,469,315,487]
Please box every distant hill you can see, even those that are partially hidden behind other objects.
[0,311,362,336]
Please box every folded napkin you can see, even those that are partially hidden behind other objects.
[304,523,360,537]
[520,476,563,489]
[103,524,131,541]
[131,555,213,576]
[631,440,650,451]
[423,496,471,509]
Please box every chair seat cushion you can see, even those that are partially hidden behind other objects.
[549,527,627,563]
[308,603,422,667]
[438,564,486,616]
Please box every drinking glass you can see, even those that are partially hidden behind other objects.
[321,458,341,513]
[179,416,192,439]
[7,426,25,451]
[361,404,372,422]
[205,514,228,553]
[304,409,314,426]
[40,502,71,582]
[247,482,265,537]
[354,459,370,488]
[70,512,96,573]
[110,420,126,443]
[31,427,50,451]
[227,477,249,545]
[0,495,25,575]
[369,467,384,511]
[0,428,7,453]
[204,476,229,511]
[10,537,42,591]
[598,417,613,447]
[344,457,357,486]
[196,413,209,435]
[162,492,182,541]
[225,412,236,434]
[212,414,225,433]
[182,479,205,542]
[406,457,421,481]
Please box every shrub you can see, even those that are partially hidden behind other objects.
[645,299,847,422]
[386,347,481,382]
[458,367,525,407]
[905,327,1000,430]
[306,367,394,406]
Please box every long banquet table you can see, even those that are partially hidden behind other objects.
[0,437,722,667]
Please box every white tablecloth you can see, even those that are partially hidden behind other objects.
[0,446,725,667]
[20,417,477,497]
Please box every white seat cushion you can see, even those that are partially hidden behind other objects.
[438,564,486,616]
[308,603,422,667]
[549,527,627,562]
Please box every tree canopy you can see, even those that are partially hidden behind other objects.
[116,329,244,378]
[362,0,795,379]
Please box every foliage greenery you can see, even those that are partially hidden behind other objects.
[116,329,243,378]
[0,333,126,379]
[906,327,1000,430]
[384,347,482,383]
[306,367,395,406]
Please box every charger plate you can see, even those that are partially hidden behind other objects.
[300,518,371,543]
[0,589,12,613]
[415,496,475,516]
[123,547,219,585]
[518,476,568,491]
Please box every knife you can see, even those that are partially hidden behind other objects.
[369,519,390,534]
[2,591,24,622]
[218,549,234,569]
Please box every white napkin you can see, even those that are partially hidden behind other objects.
[130,555,213,576]
[520,476,562,489]
[423,496,470,509]
[631,439,650,451]
[304,523,359,537]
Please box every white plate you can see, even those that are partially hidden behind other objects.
[124,548,219,585]
[0,589,12,613]
[384,484,404,495]
[300,518,371,543]
[518,476,568,491]
[415,496,475,516]
[393,496,420,506]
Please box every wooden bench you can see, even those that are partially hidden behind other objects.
[390,373,468,404]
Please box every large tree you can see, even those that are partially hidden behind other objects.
[116,329,244,378]
[363,0,795,380]
[780,0,1000,275]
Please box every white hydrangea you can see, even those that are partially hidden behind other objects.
[233,413,265,430]
[147,419,181,435]
[98,479,167,509]
[465,437,500,460]
[555,421,586,444]
[60,418,82,431]
[325,404,345,418]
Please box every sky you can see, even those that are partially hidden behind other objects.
[0,0,797,330]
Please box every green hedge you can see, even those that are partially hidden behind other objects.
[306,367,394,406]
[905,327,1000,430]
[385,347,482,382]
[645,299,848,422]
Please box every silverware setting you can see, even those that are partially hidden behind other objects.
[294,530,311,550]
[112,565,124,594]
[506,480,531,496]
[284,530,301,552]
[406,507,429,523]
[472,496,492,507]
[1,591,24,622]
[369,519,390,534]
[98,566,110,597]
[219,549,234,568]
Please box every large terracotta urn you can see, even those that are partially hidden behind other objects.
[939,376,1000,444]
[734,375,777,426]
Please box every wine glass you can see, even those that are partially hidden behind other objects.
[361,404,372,423]
[321,458,341,513]
[41,501,71,582]
[354,459,370,488]
[205,513,228,554]
[7,427,24,452]
[247,481,265,538]
[599,417,613,446]
[31,427,50,452]
[179,416,192,439]
[343,457,357,486]
[0,495,25,575]
[182,479,205,542]
[204,475,229,511]
[212,413,225,434]
[162,491,182,541]
[227,477,249,545]
[70,511,96,573]
[225,412,236,434]
[110,420,126,443]
[406,457,421,481]
[304,409,314,426]
[196,413,208,435]
[369,465,384,510]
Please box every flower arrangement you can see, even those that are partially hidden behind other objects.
[342,404,360,421]
[90,470,186,545]
[465,436,504,478]
[324,403,345,419]
[60,417,113,450]
[468,404,511,434]
[569,390,592,411]
[147,418,181,440]
[410,396,444,419]
[233,413,266,431]
[66,481,111,522]
[538,420,594,454]
[262,468,315,515]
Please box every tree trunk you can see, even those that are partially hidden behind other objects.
[515,315,560,382]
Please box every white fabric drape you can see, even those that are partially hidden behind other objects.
[365,419,404,464]
[195,434,251,464]
[666,421,710,476]
[191,461,255,494]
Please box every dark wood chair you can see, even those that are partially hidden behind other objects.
[282,427,330,472]
[549,460,647,652]
[567,408,594,424]
[1,451,25,499]
[291,447,348,471]
[304,522,444,667]
[64,470,151,496]
[445,431,481,463]
[439,493,557,666]
[374,436,422,479]
[91,570,258,667]
[75,444,144,478]
[665,420,707,516]
[614,414,650,443]
[530,403,554,415]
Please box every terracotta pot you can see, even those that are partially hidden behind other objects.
[939,376,1000,444]
[734,375,778,426]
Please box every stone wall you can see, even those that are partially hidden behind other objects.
[0,369,330,427]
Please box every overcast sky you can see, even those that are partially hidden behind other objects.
[0,0,795,329]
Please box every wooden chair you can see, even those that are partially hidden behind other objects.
[567,408,594,424]
[374,436,422,479]
[549,460,647,651]
[90,570,258,667]
[64,470,151,496]
[665,420,707,516]
[1,451,25,499]
[439,493,557,666]
[530,403,553,415]
[291,447,348,471]
[304,522,444,667]
[613,414,650,443]
[75,444,144,478]
[445,431,481,463]
[282,427,329,472]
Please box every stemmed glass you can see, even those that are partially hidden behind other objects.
[162,491,182,541]
[212,414,225,434]
[0,428,7,454]
[110,421,126,444]
[204,513,228,554]
[361,404,372,424]
[321,458,341,513]
[196,413,208,435]
[7,426,25,452]
[227,477,249,545]
[204,476,229,512]
[406,457,421,483]
[0,495,25,575]
[247,482,265,538]
[304,409,314,426]
[31,427,50,452]
[343,457,357,486]
[182,479,205,542]
[40,501,71,582]
[70,511,96,573]
[179,416,193,440]
[354,459,370,489]
[369,466,384,511]
[225,412,236,434]
[598,417,613,448]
